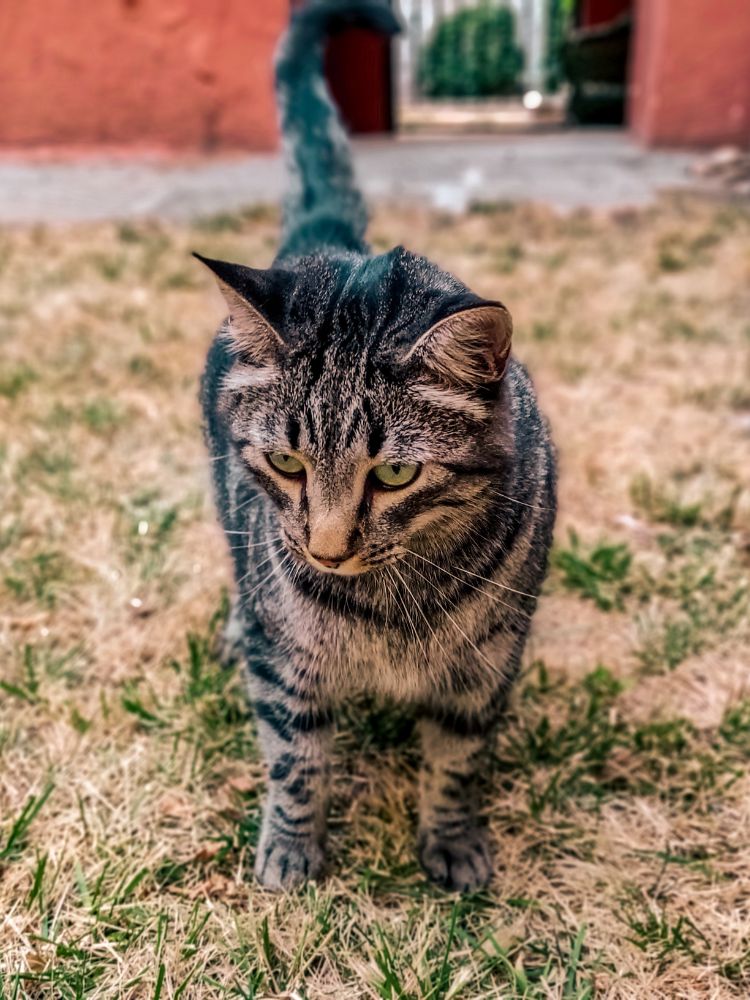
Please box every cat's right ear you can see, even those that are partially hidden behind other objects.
[193,253,287,364]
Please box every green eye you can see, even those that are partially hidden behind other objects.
[267,452,305,477]
[372,462,420,489]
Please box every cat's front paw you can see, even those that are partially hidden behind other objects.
[254,835,325,891]
[418,827,492,892]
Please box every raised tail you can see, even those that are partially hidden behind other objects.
[274,0,401,260]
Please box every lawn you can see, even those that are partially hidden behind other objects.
[1,197,749,998]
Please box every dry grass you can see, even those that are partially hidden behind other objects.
[1,196,750,999]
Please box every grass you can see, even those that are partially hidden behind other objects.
[1,197,750,997]
[552,533,632,611]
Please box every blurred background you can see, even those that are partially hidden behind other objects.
[1,0,748,220]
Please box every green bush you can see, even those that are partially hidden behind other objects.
[545,0,574,91]
[419,3,524,98]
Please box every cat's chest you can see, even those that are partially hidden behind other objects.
[277,592,418,693]
[258,578,499,703]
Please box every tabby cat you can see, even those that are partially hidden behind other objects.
[198,0,556,892]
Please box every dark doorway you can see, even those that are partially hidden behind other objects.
[326,26,395,134]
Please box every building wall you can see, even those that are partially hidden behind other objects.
[0,0,289,153]
[629,0,750,148]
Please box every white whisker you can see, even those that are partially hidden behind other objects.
[385,566,424,654]
[408,549,537,605]
[391,563,451,663]
[236,550,277,587]
[407,560,501,674]
[233,493,265,514]
[227,535,283,552]
[242,552,290,604]
[223,528,274,537]
[482,488,553,512]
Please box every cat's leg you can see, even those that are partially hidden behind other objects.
[416,716,493,892]
[250,661,333,891]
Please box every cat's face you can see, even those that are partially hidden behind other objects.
[198,248,512,576]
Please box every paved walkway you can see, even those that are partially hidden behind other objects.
[0,131,699,223]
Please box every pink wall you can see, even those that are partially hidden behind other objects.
[629,0,750,147]
[0,0,289,154]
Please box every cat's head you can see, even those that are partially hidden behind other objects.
[197,247,513,576]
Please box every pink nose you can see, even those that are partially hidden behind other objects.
[310,553,351,568]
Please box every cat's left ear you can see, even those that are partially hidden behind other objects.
[193,253,288,364]
[405,304,513,387]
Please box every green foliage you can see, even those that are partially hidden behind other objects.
[553,531,632,611]
[502,662,750,818]
[630,474,703,529]
[81,397,124,435]
[0,363,37,400]
[545,0,575,92]
[622,888,710,966]
[4,550,71,608]
[0,782,54,862]
[419,4,523,98]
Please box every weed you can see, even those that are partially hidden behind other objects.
[81,397,123,434]
[621,888,709,968]
[531,320,557,341]
[630,474,703,529]
[4,550,71,608]
[0,364,37,399]
[0,782,54,862]
[494,242,524,274]
[553,531,632,611]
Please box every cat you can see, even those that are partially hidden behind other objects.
[197,0,556,892]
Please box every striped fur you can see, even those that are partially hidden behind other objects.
[198,0,556,892]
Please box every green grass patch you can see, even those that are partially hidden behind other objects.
[3,550,73,608]
[500,663,749,817]
[0,364,37,399]
[552,532,632,611]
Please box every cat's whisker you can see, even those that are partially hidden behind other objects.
[236,550,278,587]
[408,549,538,605]
[481,488,553,512]
[223,527,274,537]
[406,561,501,675]
[233,493,265,514]
[227,535,283,552]
[242,552,291,603]
[391,563,451,663]
[240,567,276,603]
[406,552,531,622]
[385,565,424,655]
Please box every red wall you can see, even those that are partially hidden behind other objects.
[629,0,750,147]
[0,0,289,154]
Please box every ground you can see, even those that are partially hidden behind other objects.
[0,133,697,223]
[1,196,749,999]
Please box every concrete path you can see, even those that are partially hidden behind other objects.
[0,131,698,224]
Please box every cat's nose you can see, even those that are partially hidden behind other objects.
[310,552,353,569]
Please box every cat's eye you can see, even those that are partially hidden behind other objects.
[372,462,420,489]
[267,452,305,477]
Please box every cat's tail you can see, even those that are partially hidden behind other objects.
[274,0,401,260]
